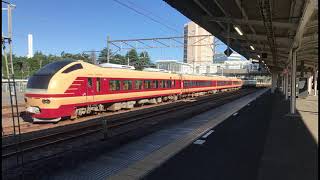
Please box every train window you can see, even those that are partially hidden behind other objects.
[62,63,83,73]
[160,80,165,88]
[166,80,171,88]
[88,78,93,87]
[96,78,101,92]
[183,80,189,87]
[144,80,152,89]
[123,80,132,90]
[153,80,159,88]
[172,80,175,87]
[109,80,120,91]
[135,80,143,90]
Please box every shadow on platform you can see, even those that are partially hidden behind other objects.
[144,91,317,180]
[258,93,318,180]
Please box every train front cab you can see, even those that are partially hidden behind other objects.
[25,60,84,122]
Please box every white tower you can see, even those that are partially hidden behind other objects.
[27,34,33,58]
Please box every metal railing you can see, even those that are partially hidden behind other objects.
[2,79,28,93]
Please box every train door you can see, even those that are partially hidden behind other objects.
[180,74,187,94]
[86,77,95,103]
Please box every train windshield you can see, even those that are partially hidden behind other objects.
[27,60,75,89]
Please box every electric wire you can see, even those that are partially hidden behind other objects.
[111,0,180,34]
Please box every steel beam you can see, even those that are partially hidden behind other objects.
[291,0,317,49]
[203,16,298,29]
[235,0,266,54]
[193,0,226,31]
[220,32,292,44]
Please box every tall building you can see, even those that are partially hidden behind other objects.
[183,21,214,65]
[27,34,33,58]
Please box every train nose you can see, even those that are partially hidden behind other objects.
[26,106,41,114]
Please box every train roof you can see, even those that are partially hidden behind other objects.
[76,61,241,81]
[37,60,241,81]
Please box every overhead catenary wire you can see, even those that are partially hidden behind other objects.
[125,0,181,32]
[111,0,180,34]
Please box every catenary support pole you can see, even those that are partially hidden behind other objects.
[282,75,285,94]
[107,36,110,63]
[314,67,318,96]
[290,50,297,114]
[308,75,313,95]
[285,72,289,100]
[271,72,277,93]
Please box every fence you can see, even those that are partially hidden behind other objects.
[2,79,28,93]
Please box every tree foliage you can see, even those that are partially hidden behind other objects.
[2,51,92,79]
[2,48,154,79]
[98,48,154,70]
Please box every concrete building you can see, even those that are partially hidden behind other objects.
[155,52,266,76]
[156,60,192,74]
[183,21,214,65]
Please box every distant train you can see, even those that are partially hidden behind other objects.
[242,79,271,88]
[25,60,243,122]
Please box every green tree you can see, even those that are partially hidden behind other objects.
[98,48,109,63]
[126,49,139,68]
[33,51,47,69]
[112,54,126,65]
[133,51,150,70]
[61,51,91,63]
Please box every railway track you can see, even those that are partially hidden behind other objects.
[2,88,257,169]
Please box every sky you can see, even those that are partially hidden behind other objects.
[2,0,236,62]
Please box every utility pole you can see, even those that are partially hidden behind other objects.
[7,3,14,74]
[2,2,24,176]
[107,36,110,63]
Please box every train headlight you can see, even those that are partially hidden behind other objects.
[42,99,51,104]
[26,107,41,114]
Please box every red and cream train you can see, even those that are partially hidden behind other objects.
[25,60,243,122]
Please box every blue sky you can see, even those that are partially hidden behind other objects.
[2,0,233,62]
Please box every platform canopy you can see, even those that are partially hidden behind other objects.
[165,0,318,73]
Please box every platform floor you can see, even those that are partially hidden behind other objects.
[109,89,268,180]
[39,89,267,180]
[257,94,318,180]
[296,95,318,143]
[141,91,318,180]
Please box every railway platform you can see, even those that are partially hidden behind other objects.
[106,88,269,180]
[20,89,267,180]
[138,91,318,180]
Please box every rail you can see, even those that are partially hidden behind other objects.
[2,88,257,162]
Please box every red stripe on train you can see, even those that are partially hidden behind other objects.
[25,85,240,98]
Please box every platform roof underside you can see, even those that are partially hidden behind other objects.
[165,0,318,73]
